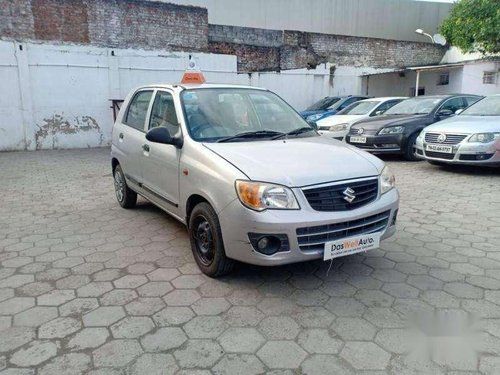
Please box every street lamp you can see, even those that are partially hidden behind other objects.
[415,28,434,43]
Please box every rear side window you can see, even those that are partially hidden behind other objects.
[124,90,153,131]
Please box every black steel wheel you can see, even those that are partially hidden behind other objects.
[188,202,234,277]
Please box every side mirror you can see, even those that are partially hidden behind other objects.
[307,120,318,130]
[455,109,464,115]
[436,109,454,118]
[146,127,183,148]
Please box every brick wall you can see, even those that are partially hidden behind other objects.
[1,0,208,51]
[87,0,208,50]
[0,0,446,72]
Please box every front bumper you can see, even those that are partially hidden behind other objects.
[345,134,404,154]
[218,188,399,266]
[415,137,500,166]
[319,129,347,141]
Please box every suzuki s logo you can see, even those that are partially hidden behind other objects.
[343,187,356,203]
[357,128,364,135]
[437,133,447,143]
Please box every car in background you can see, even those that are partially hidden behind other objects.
[300,95,369,122]
[316,97,406,140]
[345,94,482,161]
[415,95,500,167]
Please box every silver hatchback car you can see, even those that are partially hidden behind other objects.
[111,83,399,276]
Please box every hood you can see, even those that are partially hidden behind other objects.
[317,114,367,127]
[203,136,383,187]
[351,114,431,131]
[424,115,500,134]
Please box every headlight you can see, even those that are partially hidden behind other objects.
[380,166,395,194]
[306,114,323,122]
[468,133,500,143]
[379,126,404,135]
[235,180,300,211]
[329,123,349,132]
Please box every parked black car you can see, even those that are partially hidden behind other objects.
[345,94,482,160]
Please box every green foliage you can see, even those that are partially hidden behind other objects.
[439,0,500,54]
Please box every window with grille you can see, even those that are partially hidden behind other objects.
[437,72,449,86]
[483,71,497,85]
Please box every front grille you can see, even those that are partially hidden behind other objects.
[349,128,378,135]
[296,210,391,252]
[425,133,467,145]
[303,178,378,212]
[425,151,455,160]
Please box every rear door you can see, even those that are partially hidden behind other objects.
[140,89,181,215]
[114,89,153,186]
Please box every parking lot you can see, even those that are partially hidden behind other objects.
[1,148,499,374]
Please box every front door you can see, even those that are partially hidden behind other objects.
[141,90,181,215]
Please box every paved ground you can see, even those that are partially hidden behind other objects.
[0,148,499,375]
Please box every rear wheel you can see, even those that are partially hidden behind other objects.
[188,202,234,277]
[404,133,420,161]
[113,164,137,209]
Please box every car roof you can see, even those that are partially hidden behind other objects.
[135,83,268,92]
[358,97,407,102]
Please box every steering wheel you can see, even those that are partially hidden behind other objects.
[190,122,213,137]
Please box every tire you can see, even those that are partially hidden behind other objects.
[404,132,421,161]
[188,202,234,277]
[113,164,137,209]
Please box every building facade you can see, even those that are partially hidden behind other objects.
[1,0,452,151]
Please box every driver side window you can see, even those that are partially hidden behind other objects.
[149,91,179,135]
[440,97,466,113]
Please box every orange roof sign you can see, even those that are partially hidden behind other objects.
[181,57,206,84]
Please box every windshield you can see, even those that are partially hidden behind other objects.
[181,88,314,142]
[305,97,341,111]
[460,96,500,116]
[339,101,380,115]
[385,97,442,115]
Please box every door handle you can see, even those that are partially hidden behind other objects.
[142,144,150,152]
[119,133,124,139]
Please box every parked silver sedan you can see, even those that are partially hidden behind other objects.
[415,95,500,167]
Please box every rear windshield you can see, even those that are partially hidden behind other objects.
[460,96,500,116]
[305,97,341,111]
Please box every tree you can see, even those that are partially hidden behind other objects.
[439,0,500,54]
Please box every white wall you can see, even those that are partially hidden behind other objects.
[1,40,371,151]
[461,61,500,96]
[364,61,500,97]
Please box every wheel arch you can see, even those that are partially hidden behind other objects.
[186,194,213,226]
[111,157,120,173]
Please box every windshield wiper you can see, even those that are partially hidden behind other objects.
[216,130,285,143]
[272,127,315,140]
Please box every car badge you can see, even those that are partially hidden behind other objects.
[343,187,356,203]
[357,128,364,135]
[437,133,447,143]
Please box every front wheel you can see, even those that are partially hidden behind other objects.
[404,133,421,161]
[188,202,234,277]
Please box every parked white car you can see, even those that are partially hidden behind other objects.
[316,97,406,140]
[415,95,500,167]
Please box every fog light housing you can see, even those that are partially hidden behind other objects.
[248,233,289,255]
[391,209,398,226]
